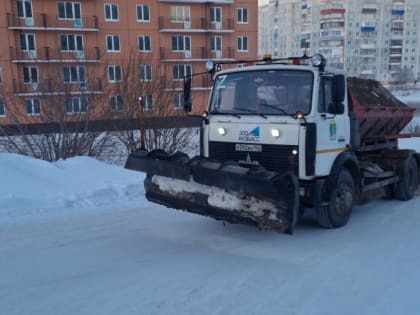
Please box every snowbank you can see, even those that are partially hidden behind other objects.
[0,153,145,223]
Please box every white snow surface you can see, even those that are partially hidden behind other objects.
[0,138,420,315]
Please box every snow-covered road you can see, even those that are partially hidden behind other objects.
[2,196,420,315]
[1,149,420,315]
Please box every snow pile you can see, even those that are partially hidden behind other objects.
[393,89,420,104]
[0,153,145,223]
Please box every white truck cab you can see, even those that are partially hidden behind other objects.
[199,58,350,181]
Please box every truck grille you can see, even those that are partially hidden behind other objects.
[208,141,298,174]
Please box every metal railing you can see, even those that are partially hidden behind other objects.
[10,46,101,62]
[159,47,234,60]
[159,16,234,31]
[7,13,98,30]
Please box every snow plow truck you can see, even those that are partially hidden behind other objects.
[125,54,420,233]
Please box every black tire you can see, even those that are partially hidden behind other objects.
[395,156,418,201]
[317,169,355,229]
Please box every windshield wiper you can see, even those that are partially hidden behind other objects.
[210,108,241,118]
[233,107,267,119]
[259,103,290,116]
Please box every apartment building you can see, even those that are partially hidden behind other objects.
[0,0,258,125]
[259,0,420,83]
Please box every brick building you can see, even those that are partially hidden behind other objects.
[0,0,258,126]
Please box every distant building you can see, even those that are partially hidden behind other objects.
[259,0,420,83]
[0,0,258,125]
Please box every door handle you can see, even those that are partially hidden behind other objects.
[338,137,345,142]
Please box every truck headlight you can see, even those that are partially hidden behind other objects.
[218,127,227,135]
[271,128,281,138]
[312,54,326,68]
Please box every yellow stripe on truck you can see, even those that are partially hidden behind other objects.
[316,147,346,154]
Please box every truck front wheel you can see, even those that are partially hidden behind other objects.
[317,169,355,228]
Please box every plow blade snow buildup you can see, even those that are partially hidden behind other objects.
[125,149,300,233]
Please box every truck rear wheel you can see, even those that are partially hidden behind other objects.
[395,156,418,201]
[317,169,355,229]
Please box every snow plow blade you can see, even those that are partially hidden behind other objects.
[125,149,300,233]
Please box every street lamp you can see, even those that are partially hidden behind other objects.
[138,96,146,151]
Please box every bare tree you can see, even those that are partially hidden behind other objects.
[104,49,197,155]
[396,66,414,90]
[0,63,113,161]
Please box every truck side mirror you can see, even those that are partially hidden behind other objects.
[332,75,345,104]
[328,102,345,115]
[183,76,192,113]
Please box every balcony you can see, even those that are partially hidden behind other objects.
[319,30,344,41]
[361,26,376,32]
[359,48,376,57]
[12,78,103,95]
[362,7,377,14]
[159,17,234,32]
[391,9,405,15]
[7,13,98,31]
[390,39,403,47]
[320,8,345,15]
[390,48,402,55]
[159,47,234,61]
[391,26,404,31]
[360,43,375,49]
[10,47,101,63]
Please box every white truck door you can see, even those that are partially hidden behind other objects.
[315,75,350,176]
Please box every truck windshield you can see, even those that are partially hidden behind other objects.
[209,70,313,116]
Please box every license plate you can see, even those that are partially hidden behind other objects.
[235,144,262,152]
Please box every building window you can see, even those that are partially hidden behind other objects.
[210,36,222,51]
[0,67,3,84]
[210,7,221,23]
[108,65,122,82]
[237,8,248,24]
[104,3,118,21]
[66,96,88,114]
[63,66,85,83]
[106,35,120,52]
[170,6,190,22]
[172,36,191,51]
[0,99,5,117]
[237,36,248,52]
[58,2,81,19]
[23,66,38,84]
[17,0,33,18]
[138,35,151,51]
[60,34,83,51]
[20,33,36,51]
[143,95,153,110]
[137,4,150,22]
[25,98,41,116]
[173,94,184,109]
[139,65,152,81]
[173,64,191,80]
[109,95,123,112]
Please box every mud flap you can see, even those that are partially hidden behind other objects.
[125,149,300,233]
